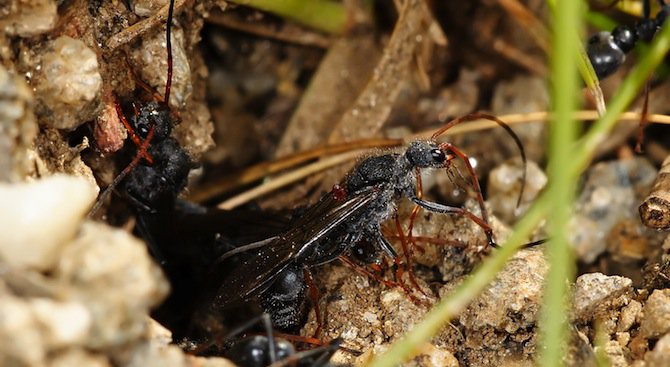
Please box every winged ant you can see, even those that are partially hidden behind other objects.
[586,0,669,150]
[207,112,542,337]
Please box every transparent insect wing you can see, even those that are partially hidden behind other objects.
[211,188,378,308]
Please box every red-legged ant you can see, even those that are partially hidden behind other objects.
[89,0,192,218]
[206,112,543,336]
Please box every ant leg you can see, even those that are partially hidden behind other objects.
[89,125,157,217]
[164,0,175,103]
[124,0,175,105]
[339,254,424,305]
[122,56,166,104]
[303,269,323,339]
[392,216,431,298]
[114,99,153,164]
[635,80,651,153]
[339,256,398,288]
[189,312,277,356]
[406,168,424,250]
[271,331,323,346]
[432,112,527,208]
[411,196,497,248]
[437,142,496,246]
[267,339,344,367]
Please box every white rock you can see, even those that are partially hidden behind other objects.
[56,221,169,349]
[130,25,191,108]
[132,0,169,17]
[646,332,670,367]
[0,175,96,271]
[30,298,91,348]
[0,291,45,365]
[0,0,57,37]
[572,273,632,322]
[48,349,110,367]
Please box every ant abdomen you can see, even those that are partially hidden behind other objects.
[587,31,627,79]
[586,2,669,79]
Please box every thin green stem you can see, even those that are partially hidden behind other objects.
[367,195,550,367]
[227,0,347,34]
[538,0,581,365]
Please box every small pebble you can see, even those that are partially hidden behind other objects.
[460,248,547,334]
[617,299,642,332]
[645,332,670,367]
[30,298,92,348]
[56,221,169,349]
[132,0,169,17]
[49,349,110,367]
[570,158,657,263]
[488,159,546,223]
[640,289,670,339]
[0,0,57,37]
[0,291,45,366]
[572,273,632,323]
[130,25,191,108]
[0,64,38,181]
[34,36,102,130]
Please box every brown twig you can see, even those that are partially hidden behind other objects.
[215,110,670,209]
[107,0,187,51]
[206,10,332,48]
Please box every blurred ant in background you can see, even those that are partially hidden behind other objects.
[90,0,191,222]
[586,0,670,150]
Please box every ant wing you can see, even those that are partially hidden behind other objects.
[210,187,378,308]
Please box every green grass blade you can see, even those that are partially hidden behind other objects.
[226,0,347,34]
[538,0,581,364]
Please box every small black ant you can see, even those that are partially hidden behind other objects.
[222,314,343,367]
[586,0,669,150]
[587,0,668,79]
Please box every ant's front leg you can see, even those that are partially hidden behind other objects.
[410,196,498,248]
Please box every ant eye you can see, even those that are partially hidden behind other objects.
[431,149,446,163]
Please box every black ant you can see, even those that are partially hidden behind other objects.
[227,334,341,367]
[587,0,668,79]
[207,113,540,335]
[89,0,193,220]
[586,0,669,150]
[201,312,342,367]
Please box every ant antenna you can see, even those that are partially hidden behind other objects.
[164,0,175,105]
[431,112,528,209]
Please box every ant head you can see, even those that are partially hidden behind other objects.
[132,101,172,142]
[229,335,295,367]
[405,140,452,169]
